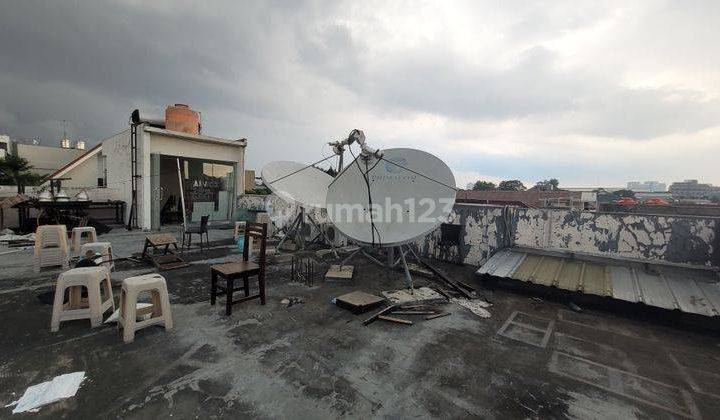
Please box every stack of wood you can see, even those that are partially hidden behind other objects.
[363,303,450,326]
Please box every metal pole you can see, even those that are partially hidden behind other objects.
[176,158,187,229]
[398,245,414,292]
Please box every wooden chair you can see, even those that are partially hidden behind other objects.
[210,222,267,315]
[182,215,210,252]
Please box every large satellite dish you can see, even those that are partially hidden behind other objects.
[261,161,333,209]
[326,148,456,246]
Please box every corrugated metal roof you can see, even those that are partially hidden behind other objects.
[478,248,720,317]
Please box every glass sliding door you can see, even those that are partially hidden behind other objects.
[179,157,235,222]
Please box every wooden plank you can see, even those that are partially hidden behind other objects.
[362,304,397,326]
[425,312,451,320]
[378,315,413,325]
[391,310,437,315]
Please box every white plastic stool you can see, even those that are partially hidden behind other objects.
[118,274,173,343]
[50,266,114,332]
[71,227,97,256]
[81,241,114,271]
[34,225,69,272]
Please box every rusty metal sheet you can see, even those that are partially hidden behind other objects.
[476,248,720,317]
[532,258,564,286]
[608,265,641,303]
[581,263,610,296]
[513,254,544,282]
[660,267,720,317]
[557,260,583,291]
[634,269,678,310]
[477,249,525,278]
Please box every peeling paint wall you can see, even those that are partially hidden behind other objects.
[422,204,719,268]
[237,194,344,245]
[239,195,719,269]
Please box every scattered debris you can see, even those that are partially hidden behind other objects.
[451,298,492,318]
[280,297,305,307]
[425,312,451,320]
[8,371,85,414]
[325,264,354,283]
[362,304,398,325]
[406,262,434,278]
[378,315,413,325]
[315,248,335,258]
[290,256,316,286]
[382,287,446,304]
[363,302,450,326]
[409,252,477,299]
[335,291,385,314]
[568,301,583,312]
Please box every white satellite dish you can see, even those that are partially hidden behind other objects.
[326,148,456,246]
[261,161,333,209]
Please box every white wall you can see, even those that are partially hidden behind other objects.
[102,129,132,225]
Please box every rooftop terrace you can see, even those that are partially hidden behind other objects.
[1,227,720,418]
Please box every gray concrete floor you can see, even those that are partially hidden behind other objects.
[1,228,720,418]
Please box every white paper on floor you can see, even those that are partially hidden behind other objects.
[104,303,153,324]
[451,297,492,318]
[10,371,85,414]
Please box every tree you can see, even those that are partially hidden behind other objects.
[0,155,42,193]
[472,180,496,190]
[498,179,526,191]
[534,178,559,191]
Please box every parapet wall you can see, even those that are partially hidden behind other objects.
[238,194,719,269]
[419,204,719,268]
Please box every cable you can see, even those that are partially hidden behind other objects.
[378,156,458,191]
[265,155,336,185]
[348,144,383,247]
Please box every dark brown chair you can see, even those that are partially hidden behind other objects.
[210,222,267,315]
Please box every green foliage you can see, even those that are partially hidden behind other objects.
[472,180,496,190]
[0,155,43,192]
[247,186,271,195]
[534,178,560,191]
[498,179,526,191]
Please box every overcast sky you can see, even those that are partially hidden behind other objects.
[1,0,719,188]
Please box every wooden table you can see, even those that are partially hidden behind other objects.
[142,233,190,270]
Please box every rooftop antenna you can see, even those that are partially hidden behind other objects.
[261,158,340,258]
[268,129,460,291]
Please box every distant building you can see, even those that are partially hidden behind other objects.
[0,134,86,176]
[456,189,588,209]
[669,180,720,199]
[627,181,666,192]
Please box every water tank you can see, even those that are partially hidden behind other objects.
[165,104,200,134]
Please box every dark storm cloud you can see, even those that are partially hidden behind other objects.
[0,0,719,186]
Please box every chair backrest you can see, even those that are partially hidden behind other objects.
[200,215,210,232]
[243,221,267,265]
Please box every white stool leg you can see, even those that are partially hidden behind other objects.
[159,285,173,330]
[102,273,115,312]
[122,290,138,343]
[87,276,103,328]
[50,283,66,332]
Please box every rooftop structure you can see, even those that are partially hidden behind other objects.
[1,223,719,418]
[670,179,720,199]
